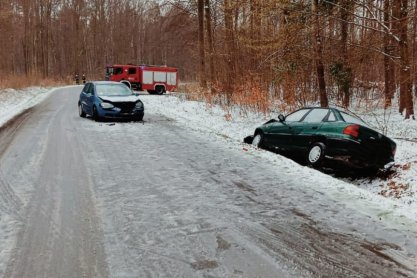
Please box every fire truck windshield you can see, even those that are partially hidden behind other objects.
[105,67,123,75]
[112,67,122,75]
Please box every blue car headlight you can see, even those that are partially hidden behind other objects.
[135,101,143,109]
[100,102,114,109]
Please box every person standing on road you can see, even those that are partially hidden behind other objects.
[82,74,86,84]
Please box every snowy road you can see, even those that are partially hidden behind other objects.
[1,87,417,277]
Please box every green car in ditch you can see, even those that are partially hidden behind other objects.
[245,107,396,170]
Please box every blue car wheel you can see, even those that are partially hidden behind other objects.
[92,106,100,122]
[78,103,86,118]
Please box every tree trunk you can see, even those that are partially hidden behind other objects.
[197,0,206,88]
[312,0,328,107]
[22,0,31,75]
[224,0,235,95]
[205,0,215,90]
[340,0,352,108]
[414,0,417,98]
[396,0,414,118]
[384,0,395,108]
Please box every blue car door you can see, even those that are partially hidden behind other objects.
[80,83,90,113]
[84,84,95,115]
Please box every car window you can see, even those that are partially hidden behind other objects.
[96,84,132,96]
[302,109,329,123]
[340,111,368,126]
[285,109,310,122]
[83,83,90,94]
[113,67,123,75]
[327,111,336,121]
[128,68,136,75]
[87,84,95,95]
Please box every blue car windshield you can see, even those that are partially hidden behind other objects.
[96,84,132,96]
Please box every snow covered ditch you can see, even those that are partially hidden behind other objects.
[142,93,417,211]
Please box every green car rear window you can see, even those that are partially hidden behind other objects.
[340,111,368,126]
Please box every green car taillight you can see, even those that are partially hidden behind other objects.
[343,124,360,138]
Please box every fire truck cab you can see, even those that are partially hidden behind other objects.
[105,64,178,94]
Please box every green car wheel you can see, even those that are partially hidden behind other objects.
[307,142,326,167]
[252,133,263,148]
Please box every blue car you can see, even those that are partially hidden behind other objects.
[78,81,144,121]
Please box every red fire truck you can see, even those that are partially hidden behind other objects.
[105,64,178,94]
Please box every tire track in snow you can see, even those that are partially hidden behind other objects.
[0,109,34,217]
[2,88,109,278]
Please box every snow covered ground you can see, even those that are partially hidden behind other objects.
[0,86,55,274]
[0,86,416,209]
[0,86,417,276]
[3,86,417,277]
[0,87,56,127]
[0,86,416,211]
[142,92,417,208]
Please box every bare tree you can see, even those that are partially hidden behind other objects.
[224,0,235,94]
[205,0,215,89]
[197,0,206,88]
[340,0,353,108]
[0,0,415,119]
[393,0,414,118]
[312,0,328,107]
[383,0,396,108]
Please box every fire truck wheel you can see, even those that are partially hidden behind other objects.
[155,86,165,95]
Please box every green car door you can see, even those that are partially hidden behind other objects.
[295,108,331,151]
[285,121,308,151]
[267,108,310,150]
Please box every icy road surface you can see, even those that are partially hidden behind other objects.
[1,87,417,277]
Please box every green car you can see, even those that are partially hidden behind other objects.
[246,107,396,169]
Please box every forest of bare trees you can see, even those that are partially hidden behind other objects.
[0,0,416,118]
